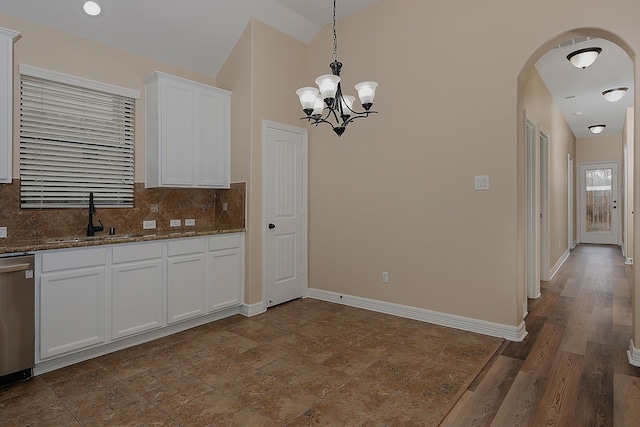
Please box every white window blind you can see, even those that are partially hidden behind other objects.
[19,65,139,208]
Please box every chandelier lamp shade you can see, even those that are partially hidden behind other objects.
[602,87,628,102]
[296,0,378,136]
[566,47,602,69]
[588,124,606,135]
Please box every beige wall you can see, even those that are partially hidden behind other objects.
[303,0,640,330]
[522,67,576,279]
[0,13,216,183]
[576,133,623,164]
[217,20,308,305]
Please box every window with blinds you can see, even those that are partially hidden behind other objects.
[19,65,140,208]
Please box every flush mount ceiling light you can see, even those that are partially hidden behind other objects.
[588,124,606,135]
[602,87,629,102]
[296,0,378,137]
[82,1,102,17]
[567,47,602,69]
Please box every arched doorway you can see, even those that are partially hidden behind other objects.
[517,28,639,365]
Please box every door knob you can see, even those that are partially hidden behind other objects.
[268,223,276,229]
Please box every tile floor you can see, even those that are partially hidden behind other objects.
[0,299,503,426]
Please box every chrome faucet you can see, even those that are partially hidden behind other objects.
[87,192,104,237]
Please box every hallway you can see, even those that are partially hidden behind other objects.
[443,244,640,426]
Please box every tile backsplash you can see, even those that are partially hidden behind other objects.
[0,180,245,246]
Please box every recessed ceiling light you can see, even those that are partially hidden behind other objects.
[83,1,102,17]
[588,124,606,135]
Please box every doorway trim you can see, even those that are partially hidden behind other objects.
[525,110,541,299]
[261,120,308,312]
[578,161,620,245]
[568,154,575,249]
[539,127,550,282]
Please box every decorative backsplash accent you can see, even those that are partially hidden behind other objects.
[0,181,245,246]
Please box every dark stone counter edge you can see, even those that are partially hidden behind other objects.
[0,229,246,255]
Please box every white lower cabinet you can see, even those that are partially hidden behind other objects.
[111,242,163,339]
[208,234,243,312]
[36,233,244,366]
[167,238,206,324]
[39,248,107,359]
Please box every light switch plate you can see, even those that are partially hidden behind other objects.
[475,175,490,191]
[170,219,181,227]
[0,226,6,238]
[185,219,196,226]
[143,220,156,229]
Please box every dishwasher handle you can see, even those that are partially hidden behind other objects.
[0,263,30,274]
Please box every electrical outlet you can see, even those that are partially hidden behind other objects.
[0,226,6,238]
[222,202,228,211]
[170,219,181,227]
[150,204,159,213]
[382,272,389,284]
[143,220,156,229]
[185,219,195,226]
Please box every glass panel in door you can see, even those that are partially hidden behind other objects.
[580,162,618,245]
[585,168,612,232]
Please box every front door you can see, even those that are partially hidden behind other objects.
[263,121,307,307]
[579,162,619,245]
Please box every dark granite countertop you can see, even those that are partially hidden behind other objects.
[0,228,246,255]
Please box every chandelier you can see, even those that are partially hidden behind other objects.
[296,0,378,136]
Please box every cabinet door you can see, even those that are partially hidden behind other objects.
[160,78,194,186]
[196,87,230,187]
[40,267,105,359]
[0,27,18,183]
[167,254,205,323]
[112,259,163,339]
[208,248,241,312]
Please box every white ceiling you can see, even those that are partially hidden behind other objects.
[535,37,634,139]
[0,0,383,78]
[0,2,631,140]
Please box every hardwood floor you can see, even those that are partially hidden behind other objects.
[442,244,640,426]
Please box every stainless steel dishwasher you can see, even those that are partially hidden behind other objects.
[0,254,35,386]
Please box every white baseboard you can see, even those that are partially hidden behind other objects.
[523,301,528,320]
[626,258,634,265]
[628,339,640,367]
[306,288,527,342]
[549,249,570,280]
[571,240,578,249]
[241,302,265,317]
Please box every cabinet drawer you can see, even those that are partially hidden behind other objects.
[113,242,163,264]
[42,247,107,272]
[168,238,205,256]
[209,233,241,251]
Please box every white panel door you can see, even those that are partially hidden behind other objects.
[40,267,105,358]
[196,87,230,187]
[579,162,620,245]
[264,122,307,307]
[167,254,205,323]
[112,260,163,339]
[161,79,194,185]
[208,249,241,312]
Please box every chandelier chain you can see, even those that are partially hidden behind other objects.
[332,0,339,62]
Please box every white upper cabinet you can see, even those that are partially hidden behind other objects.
[0,27,19,184]
[144,72,230,188]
